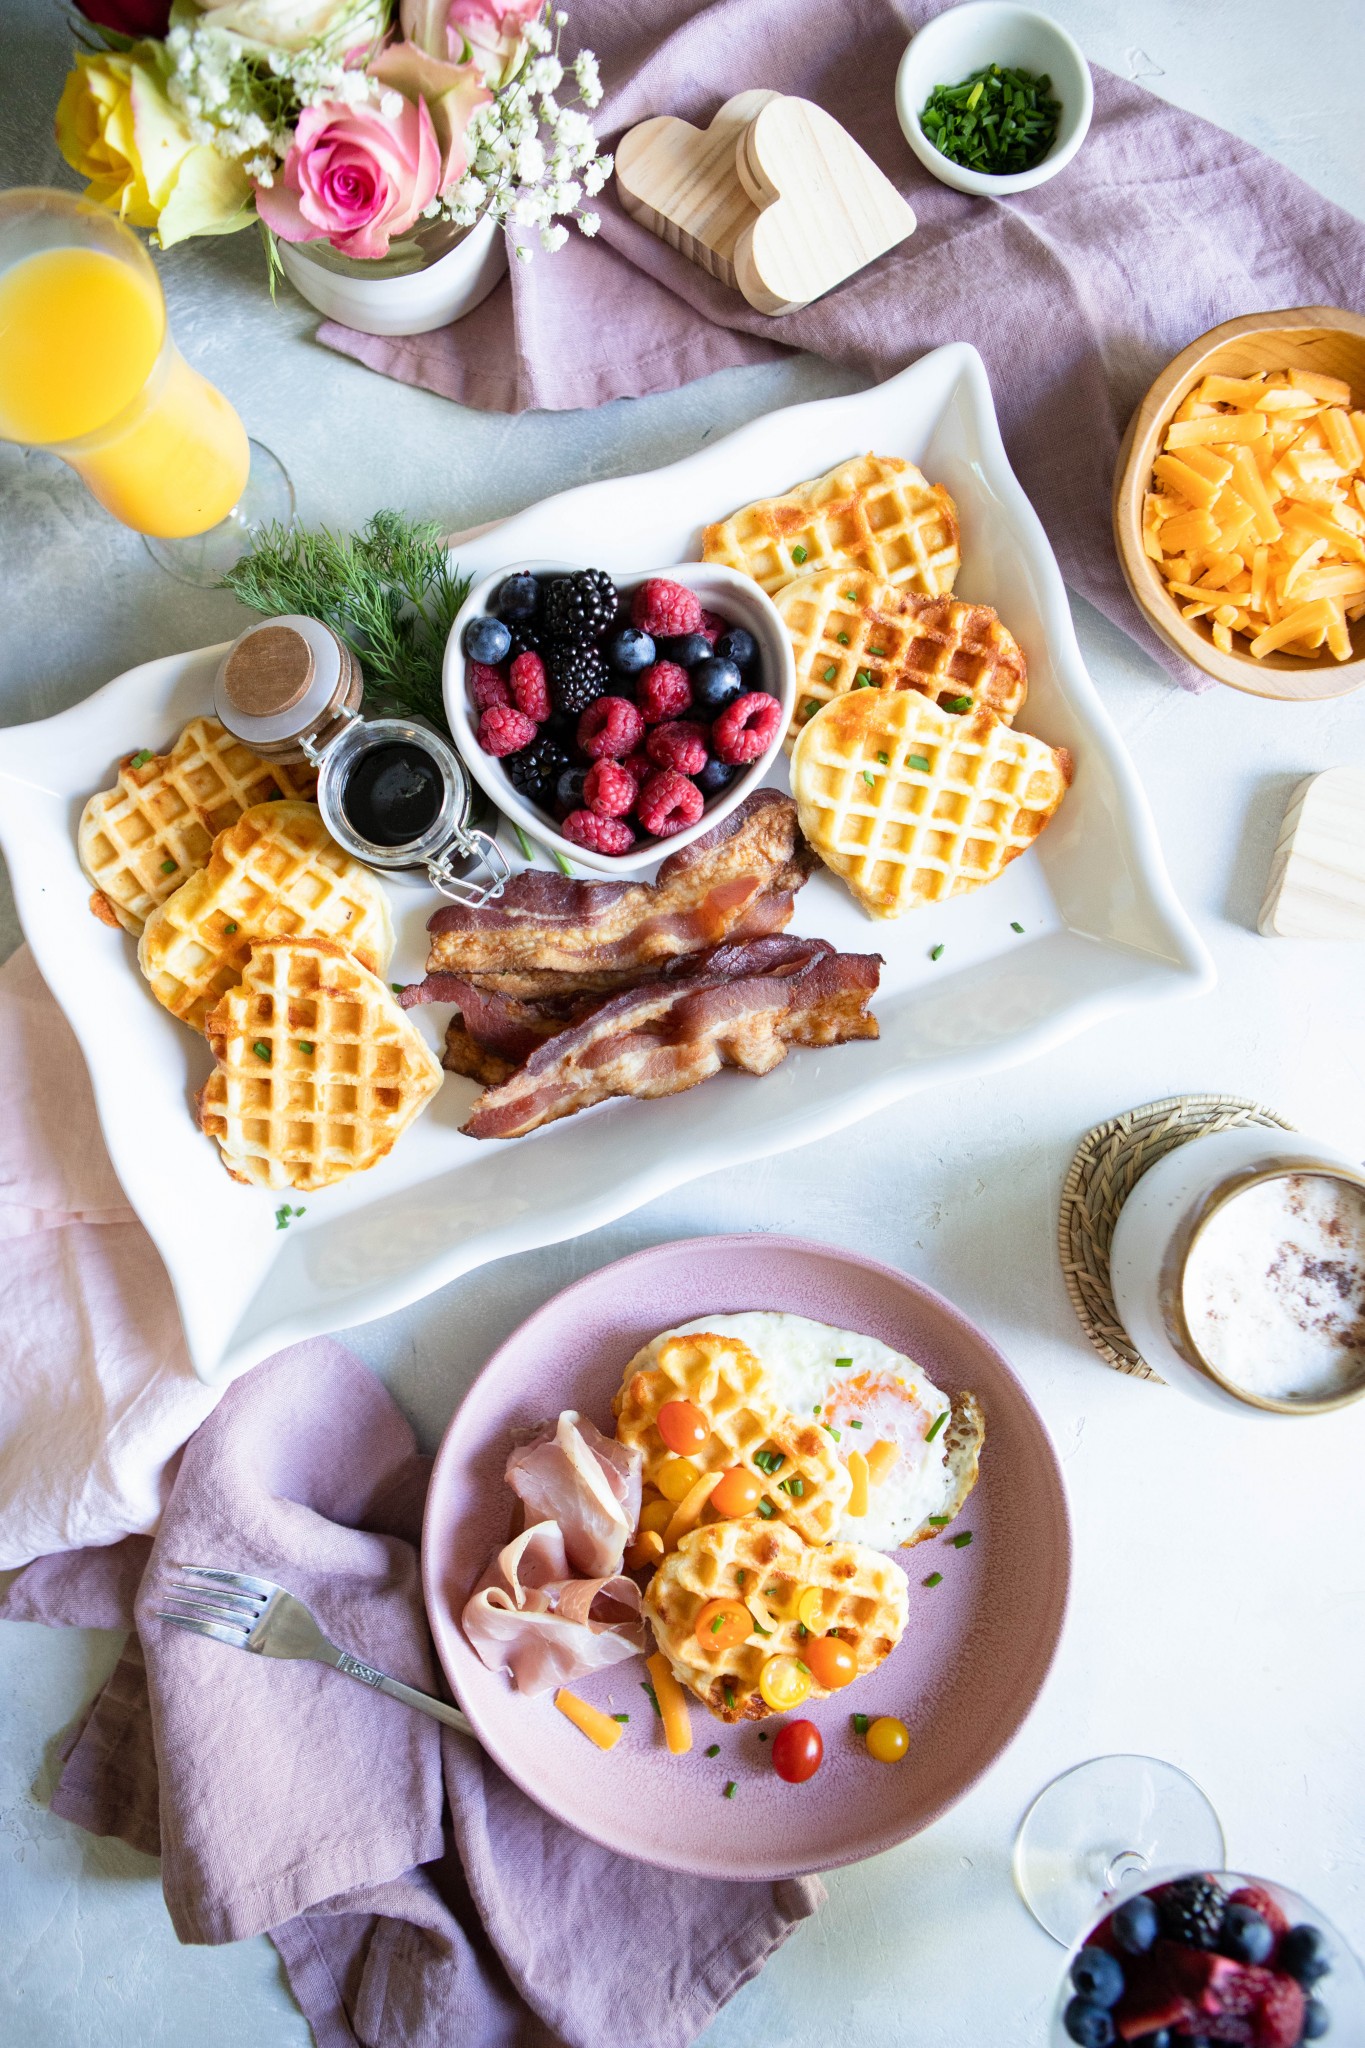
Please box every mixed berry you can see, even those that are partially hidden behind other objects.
[463,568,783,856]
[1064,1876,1335,2047]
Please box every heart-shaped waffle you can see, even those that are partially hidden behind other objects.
[613,1330,852,1547]
[78,716,316,936]
[645,1517,909,1721]
[702,454,960,599]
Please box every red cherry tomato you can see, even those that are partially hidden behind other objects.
[694,1598,752,1652]
[803,1635,858,1690]
[772,1719,824,1785]
[658,1399,709,1455]
[711,1465,763,1518]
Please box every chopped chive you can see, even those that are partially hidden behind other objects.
[1010,920,1024,933]
[920,62,1060,176]
[292,1206,306,1217]
[908,753,931,772]
[950,1531,973,1549]
[160,859,177,874]
[612,1712,630,1723]
[756,1497,775,1519]
[925,1409,947,1442]
[791,545,808,564]
[823,666,837,683]
[736,1570,747,1588]
[298,1041,314,1054]
[862,769,875,788]
[223,921,238,935]
[843,589,858,602]
[943,694,973,713]
[822,1423,841,1441]
[274,1204,293,1230]
[252,1040,271,1062]
[391,983,404,995]
[850,1419,863,1429]
[513,822,534,862]
[924,1571,944,1587]
[642,1680,661,1718]
[723,1781,736,1798]
[711,1614,725,1633]
[837,632,850,645]
[855,669,873,687]
[868,646,886,658]
[813,1404,821,1414]
[930,943,945,962]
[804,698,820,719]
[129,749,153,769]
[757,1732,768,1742]
[928,1514,950,1526]
[876,752,889,765]
[851,1712,870,1734]
[724,1686,736,1710]
[705,1742,719,1757]
[834,1356,853,1368]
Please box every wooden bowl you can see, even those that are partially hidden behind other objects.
[1113,307,1365,701]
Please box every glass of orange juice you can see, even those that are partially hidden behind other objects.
[0,187,293,585]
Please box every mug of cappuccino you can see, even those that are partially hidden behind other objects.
[1109,1125,1365,1416]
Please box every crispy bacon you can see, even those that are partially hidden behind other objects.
[461,936,881,1141]
[423,789,814,996]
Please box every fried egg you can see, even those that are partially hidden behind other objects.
[666,1312,982,1551]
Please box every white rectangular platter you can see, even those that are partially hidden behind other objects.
[0,346,1213,1386]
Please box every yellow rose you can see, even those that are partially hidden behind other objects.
[54,49,252,247]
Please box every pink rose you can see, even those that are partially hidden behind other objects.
[401,0,539,78]
[255,94,441,260]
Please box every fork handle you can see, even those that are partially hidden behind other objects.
[327,1646,476,1740]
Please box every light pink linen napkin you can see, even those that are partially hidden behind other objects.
[2,1342,822,2046]
[319,0,1365,693]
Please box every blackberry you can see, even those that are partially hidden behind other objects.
[546,641,608,718]
[1158,1877,1227,1952]
[505,734,569,809]
[543,568,618,644]
[506,621,545,662]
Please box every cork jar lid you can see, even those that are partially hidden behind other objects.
[214,615,352,748]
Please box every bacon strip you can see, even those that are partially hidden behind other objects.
[462,937,881,1141]
[423,789,814,995]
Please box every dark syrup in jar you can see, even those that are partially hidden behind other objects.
[341,741,443,848]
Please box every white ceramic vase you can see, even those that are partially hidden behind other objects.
[277,212,507,336]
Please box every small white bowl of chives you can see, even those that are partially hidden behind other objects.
[895,2,1093,197]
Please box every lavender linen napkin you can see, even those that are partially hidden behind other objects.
[319,0,1365,691]
[1,1344,821,2048]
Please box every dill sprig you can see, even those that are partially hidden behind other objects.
[223,510,471,732]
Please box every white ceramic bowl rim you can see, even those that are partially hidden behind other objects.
[444,558,797,877]
[895,2,1094,196]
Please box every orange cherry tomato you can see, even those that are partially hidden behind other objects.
[866,1715,910,1764]
[803,1635,858,1691]
[694,1598,752,1652]
[711,1465,763,1518]
[772,1719,823,1784]
[658,1399,709,1455]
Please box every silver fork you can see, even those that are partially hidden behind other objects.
[155,1565,474,1739]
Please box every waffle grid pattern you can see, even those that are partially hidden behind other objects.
[791,691,1070,918]
[78,717,316,935]
[199,938,442,1190]
[645,1517,909,1721]
[701,454,961,598]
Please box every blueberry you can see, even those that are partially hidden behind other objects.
[714,626,756,668]
[1281,1924,1331,1986]
[605,625,656,674]
[1112,1895,1160,1956]
[690,656,744,714]
[1130,2033,1171,2048]
[464,615,511,665]
[657,631,713,668]
[696,757,737,797]
[1070,1948,1124,2008]
[554,765,586,817]
[493,571,540,622]
[1063,1998,1115,2048]
[1218,1902,1274,1966]
[1303,1995,1331,2039]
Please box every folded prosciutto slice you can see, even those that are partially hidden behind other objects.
[421,789,815,996]
[462,936,881,1141]
[462,1522,647,1695]
[504,1411,642,1578]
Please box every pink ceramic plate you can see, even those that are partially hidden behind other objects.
[422,1236,1070,1878]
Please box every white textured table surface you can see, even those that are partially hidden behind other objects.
[3,3,1365,2043]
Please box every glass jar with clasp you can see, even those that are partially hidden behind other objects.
[213,614,508,905]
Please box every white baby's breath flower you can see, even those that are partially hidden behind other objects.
[379,88,403,119]
[572,51,601,106]
[581,155,608,195]
[577,209,599,236]
[540,221,568,252]
[527,55,563,94]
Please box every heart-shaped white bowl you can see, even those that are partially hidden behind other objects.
[444,560,796,876]
[895,3,1093,198]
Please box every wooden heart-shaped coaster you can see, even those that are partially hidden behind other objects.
[615,89,779,289]
[733,96,917,316]
[1259,765,1365,938]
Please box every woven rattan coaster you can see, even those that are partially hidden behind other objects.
[1058,1093,1295,1381]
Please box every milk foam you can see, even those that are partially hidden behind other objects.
[1183,1173,1365,1401]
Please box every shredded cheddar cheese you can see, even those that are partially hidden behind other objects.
[866,1438,900,1485]
[663,1469,721,1551]
[554,1688,625,1752]
[846,1447,870,1517]
[646,1651,693,1755]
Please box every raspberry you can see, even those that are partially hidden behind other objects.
[510,650,550,723]
[637,660,692,723]
[577,694,645,760]
[561,809,635,855]
[712,689,783,765]
[646,719,710,776]
[469,661,511,712]
[632,577,702,639]
[583,759,637,818]
[699,608,728,642]
[478,704,537,756]
[1228,1890,1290,1943]
[636,768,704,838]
[621,749,652,790]
[1252,1972,1306,2048]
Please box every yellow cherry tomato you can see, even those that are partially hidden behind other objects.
[758,1654,812,1713]
[656,1456,702,1504]
[638,1497,675,1537]
[804,1635,858,1691]
[694,1598,752,1652]
[796,1587,826,1633]
[865,1715,910,1764]
[658,1399,708,1455]
[711,1465,763,1519]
